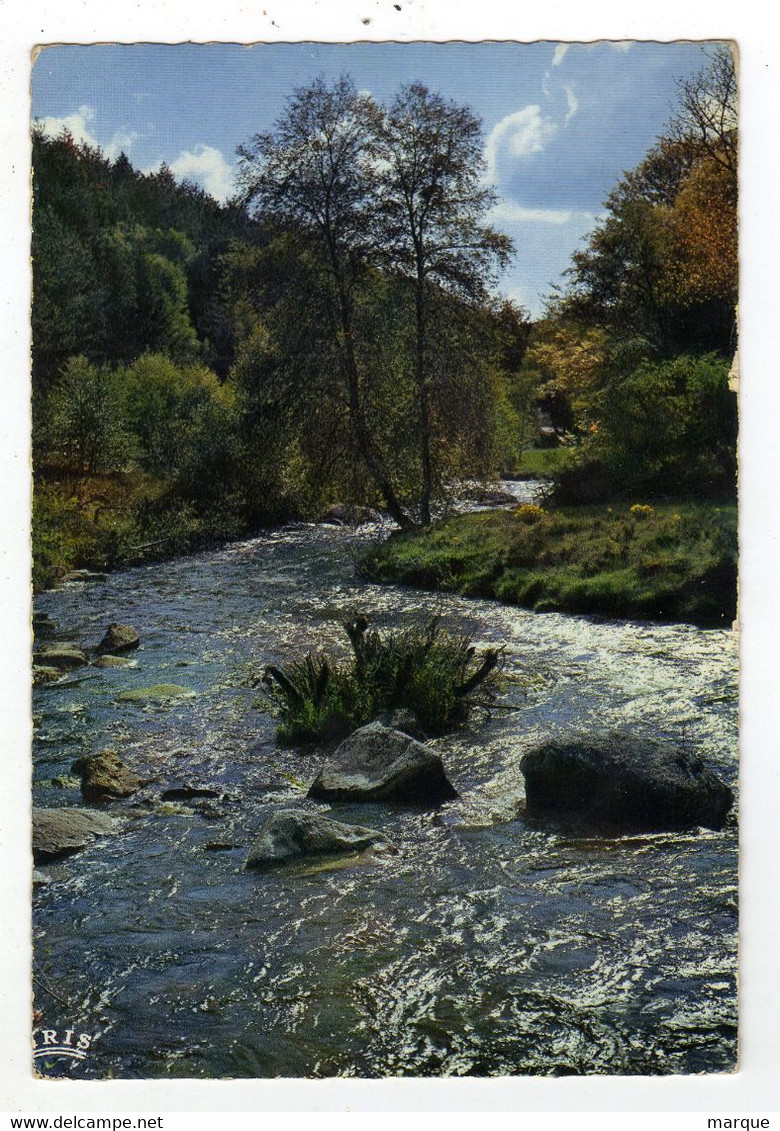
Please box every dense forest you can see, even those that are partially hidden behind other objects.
[31,48,737,591]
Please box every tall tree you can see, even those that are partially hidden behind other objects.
[236,76,414,528]
[376,84,513,522]
[669,44,738,181]
[560,48,737,356]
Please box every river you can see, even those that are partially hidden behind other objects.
[31,487,738,1078]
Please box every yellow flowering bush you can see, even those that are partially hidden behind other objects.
[629,504,655,520]
[513,503,545,525]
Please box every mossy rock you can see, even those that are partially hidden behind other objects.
[72,750,145,802]
[33,665,63,686]
[117,684,196,705]
[34,645,88,671]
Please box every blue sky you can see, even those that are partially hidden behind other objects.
[31,40,720,318]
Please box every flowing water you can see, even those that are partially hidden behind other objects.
[31,486,738,1078]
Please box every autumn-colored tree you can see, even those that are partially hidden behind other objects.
[664,156,738,312]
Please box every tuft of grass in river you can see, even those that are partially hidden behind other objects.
[258,616,502,745]
[359,502,737,627]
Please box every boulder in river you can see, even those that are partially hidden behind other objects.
[318,503,383,527]
[520,733,733,832]
[117,684,195,705]
[60,570,107,584]
[308,722,458,806]
[245,809,396,870]
[33,644,88,671]
[32,807,117,863]
[97,623,140,654]
[72,751,144,803]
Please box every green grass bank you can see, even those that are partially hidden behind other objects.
[506,447,574,479]
[360,502,737,627]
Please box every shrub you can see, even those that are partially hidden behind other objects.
[630,504,655,519]
[46,356,131,474]
[513,503,545,524]
[260,616,503,744]
[551,352,737,503]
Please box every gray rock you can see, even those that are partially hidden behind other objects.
[32,807,117,863]
[72,751,144,803]
[60,569,107,584]
[97,623,140,654]
[246,809,395,870]
[319,503,383,527]
[520,733,733,832]
[33,645,88,671]
[308,722,458,806]
[376,708,426,739]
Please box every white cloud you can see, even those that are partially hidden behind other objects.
[35,104,98,148]
[107,129,139,159]
[34,105,138,160]
[484,105,558,184]
[490,201,573,226]
[551,40,633,67]
[563,85,579,124]
[166,145,236,203]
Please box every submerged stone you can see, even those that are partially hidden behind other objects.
[92,654,134,669]
[117,684,196,705]
[520,733,733,832]
[245,809,396,870]
[308,722,458,806]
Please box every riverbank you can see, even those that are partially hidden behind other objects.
[32,471,286,592]
[360,501,737,627]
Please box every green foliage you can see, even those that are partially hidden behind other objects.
[509,448,574,479]
[553,352,736,501]
[32,476,139,590]
[31,128,258,394]
[360,504,737,626]
[121,353,239,486]
[260,616,503,744]
[46,356,131,473]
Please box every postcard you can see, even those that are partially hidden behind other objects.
[25,35,743,1087]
